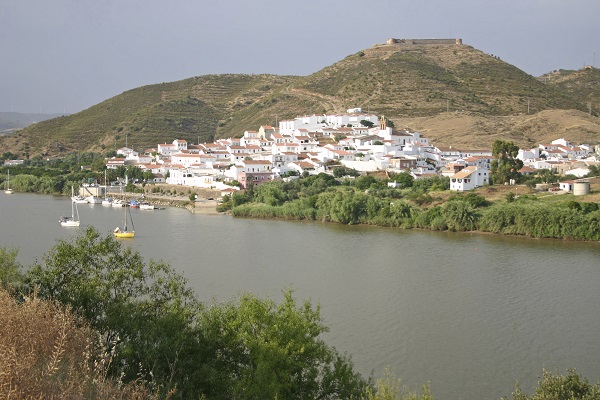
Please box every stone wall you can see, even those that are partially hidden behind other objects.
[386,38,462,45]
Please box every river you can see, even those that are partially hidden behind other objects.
[1,191,600,399]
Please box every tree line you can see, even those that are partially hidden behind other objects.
[222,170,600,241]
[1,152,153,195]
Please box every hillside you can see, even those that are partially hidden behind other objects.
[295,42,582,116]
[1,39,599,157]
[541,67,600,111]
[398,109,600,149]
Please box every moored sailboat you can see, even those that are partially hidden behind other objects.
[4,170,13,194]
[114,205,135,238]
[60,187,81,227]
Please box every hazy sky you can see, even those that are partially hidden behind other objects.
[1,0,599,114]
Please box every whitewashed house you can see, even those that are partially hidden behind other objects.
[450,166,490,191]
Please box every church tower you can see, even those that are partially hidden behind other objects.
[380,115,387,130]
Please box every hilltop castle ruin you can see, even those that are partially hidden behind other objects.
[386,38,463,45]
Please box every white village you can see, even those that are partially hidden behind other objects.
[104,108,600,195]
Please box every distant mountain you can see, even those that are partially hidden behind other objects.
[0,112,67,133]
[1,40,599,157]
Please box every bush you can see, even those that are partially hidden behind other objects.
[503,369,600,400]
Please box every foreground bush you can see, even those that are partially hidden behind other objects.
[503,369,600,400]
[6,227,371,399]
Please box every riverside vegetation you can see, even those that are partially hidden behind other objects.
[2,233,600,399]
[222,168,600,241]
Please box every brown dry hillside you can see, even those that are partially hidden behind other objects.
[397,109,600,149]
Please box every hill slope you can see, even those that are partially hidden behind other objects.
[541,67,600,111]
[2,40,599,157]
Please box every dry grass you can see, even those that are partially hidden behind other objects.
[398,109,600,149]
[0,289,157,400]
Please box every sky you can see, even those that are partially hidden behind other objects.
[1,0,599,115]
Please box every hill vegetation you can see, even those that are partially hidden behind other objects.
[2,41,599,158]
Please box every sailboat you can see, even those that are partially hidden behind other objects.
[4,170,12,194]
[60,187,80,227]
[114,204,135,238]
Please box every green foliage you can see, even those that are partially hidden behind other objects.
[478,203,600,240]
[388,172,414,189]
[225,173,600,241]
[449,192,488,208]
[360,119,375,128]
[199,290,370,399]
[354,175,380,191]
[25,227,201,396]
[503,369,600,400]
[333,166,360,178]
[411,176,449,192]
[0,247,23,294]
[442,201,478,231]
[365,369,435,400]
[251,181,288,206]
[231,191,251,207]
[405,191,434,206]
[316,189,368,224]
[491,140,523,185]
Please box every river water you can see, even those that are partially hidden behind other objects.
[1,191,600,399]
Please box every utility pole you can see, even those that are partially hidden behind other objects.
[527,100,530,114]
[447,99,449,113]
[589,103,592,116]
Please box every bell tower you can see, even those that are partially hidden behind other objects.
[380,115,387,130]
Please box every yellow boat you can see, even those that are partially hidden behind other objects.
[114,205,135,238]
[114,228,135,238]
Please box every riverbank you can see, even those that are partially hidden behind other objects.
[110,184,223,215]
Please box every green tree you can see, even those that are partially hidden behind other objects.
[491,140,523,185]
[25,227,202,396]
[389,172,414,189]
[252,181,287,206]
[0,247,23,294]
[360,119,375,128]
[199,290,370,399]
[443,201,478,231]
[503,369,600,400]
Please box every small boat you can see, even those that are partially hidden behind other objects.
[60,187,80,227]
[71,188,88,203]
[86,195,103,204]
[4,170,13,194]
[102,197,113,206]
[111,199,125,207]
[114,204,135,238]
[129,200,140,208]
[139,202,155,210]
